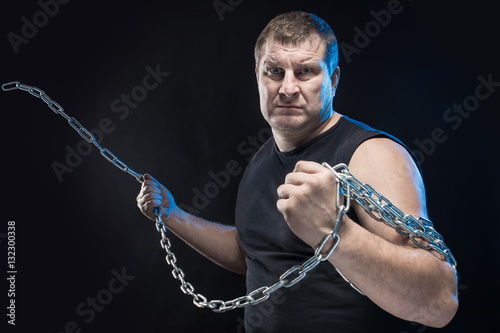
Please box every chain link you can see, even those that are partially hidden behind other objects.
[3,81,457,312]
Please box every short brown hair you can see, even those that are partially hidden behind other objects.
[254,11,339,73]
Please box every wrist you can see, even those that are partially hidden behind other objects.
[162,205,181,223]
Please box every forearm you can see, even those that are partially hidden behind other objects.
[161,207,247,275]
[329,218,458,327]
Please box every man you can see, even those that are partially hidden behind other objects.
[137,11,458,332]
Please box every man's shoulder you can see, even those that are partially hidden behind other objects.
[349,137,422,183]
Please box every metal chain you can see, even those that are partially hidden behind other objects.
[3,81,457,313]
[1,81,144,183]
[2,81,348,311]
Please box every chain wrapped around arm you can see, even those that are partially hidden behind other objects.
[2,81,457,312]
[322,162,457,272]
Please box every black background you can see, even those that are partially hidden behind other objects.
[1,0,498,332]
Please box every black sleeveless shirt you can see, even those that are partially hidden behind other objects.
[235,116,414,332]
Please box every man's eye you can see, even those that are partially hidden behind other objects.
[301,68,313,74]
[267,68,283,76]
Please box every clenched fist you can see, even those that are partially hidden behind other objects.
[277,161,340,248]
[136,174,178,222]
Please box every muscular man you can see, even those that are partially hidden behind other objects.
[137,11,458,332]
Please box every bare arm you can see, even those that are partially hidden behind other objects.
[137,174,247,275]
[336,138,457,326]
[277,138,458,327]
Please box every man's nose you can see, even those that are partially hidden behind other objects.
[279,71,300,98]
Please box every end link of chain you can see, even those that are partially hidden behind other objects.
[2,81,20,91]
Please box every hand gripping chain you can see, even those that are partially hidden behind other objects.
[2,81,456,312]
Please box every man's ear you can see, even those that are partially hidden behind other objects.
[331,66,340,97]
[255,66,260,82]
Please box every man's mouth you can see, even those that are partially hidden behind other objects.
[276,104,302,108]
[274,105,303,115]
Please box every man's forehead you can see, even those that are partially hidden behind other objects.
[262,56,321,66]
[260,36,327,64]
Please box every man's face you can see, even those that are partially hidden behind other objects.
[256,35,339,136]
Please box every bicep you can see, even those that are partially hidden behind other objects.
[347,137,427,245]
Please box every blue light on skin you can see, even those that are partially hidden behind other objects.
[318,63,340,123]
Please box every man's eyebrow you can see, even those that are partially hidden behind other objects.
[262,58,323,68]
[263,59,279,67]
[299,60,322,67]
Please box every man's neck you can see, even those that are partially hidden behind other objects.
[273,112,342,152]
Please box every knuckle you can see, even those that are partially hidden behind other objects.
[285,195,297,208]
[307,176,318,186]
[283,174,292,185]
[284,173,291,183]
[299,183,311,195]
[323,169,334,181]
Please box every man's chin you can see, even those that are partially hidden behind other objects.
[269,116,308,132]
